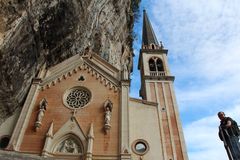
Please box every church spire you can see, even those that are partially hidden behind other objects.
[142,10,159,48]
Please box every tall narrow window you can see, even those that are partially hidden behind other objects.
[152,44,155,49]
[156,58,164,71]
[149,58,156,71]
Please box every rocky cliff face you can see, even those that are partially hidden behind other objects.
[0,0,140,124]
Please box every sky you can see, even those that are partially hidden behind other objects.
[130,0,240,159]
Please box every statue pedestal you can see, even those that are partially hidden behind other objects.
[104,124,111,134]
[34,121,42,131]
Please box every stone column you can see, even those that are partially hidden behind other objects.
[120,81,131,159]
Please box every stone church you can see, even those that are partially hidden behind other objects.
[0,10,188,160]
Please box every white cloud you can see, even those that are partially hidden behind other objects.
[176,73,240,111]
[144,0,240,111]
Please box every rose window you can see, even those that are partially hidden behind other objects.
[64,87,91,109]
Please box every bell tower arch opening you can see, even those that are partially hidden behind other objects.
[156,58,164,71]
[149,58,156,71]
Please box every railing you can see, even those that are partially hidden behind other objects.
[149,71,166,76]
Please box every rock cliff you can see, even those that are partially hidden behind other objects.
[0,0,140,124]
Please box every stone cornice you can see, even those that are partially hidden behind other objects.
[129,97,158,106]
[143,75,175,81]
[140,49,168,54]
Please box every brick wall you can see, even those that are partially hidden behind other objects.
[20,69,120,156]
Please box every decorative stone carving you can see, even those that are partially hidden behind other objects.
[35,98,47,131]
[82,42,94,59]
[120,146,131,159]
[160,41,164,49]
[121,46,132,80]
[42,117,87,157]
[65,88,91,109]
[123,58,129,80]
[103,99,113,133]
[123,147,129,153]
[55,138,81,154]
[105,107,111,125]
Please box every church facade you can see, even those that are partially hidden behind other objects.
[0,11,188,160]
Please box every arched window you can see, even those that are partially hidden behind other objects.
[149,58,156,71]
[152,44,155,49]
[156,58,164,71]
[53,134,83,155]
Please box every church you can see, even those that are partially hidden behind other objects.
[0,10,188,160]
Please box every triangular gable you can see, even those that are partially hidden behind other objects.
[42,117,87,157]
[39,53,121,92]
[52,117,87,144]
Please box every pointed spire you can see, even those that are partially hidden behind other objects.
[86,123,94,160]
[46,122,53,138]
[88,123,94,139]
[142,10,159,47]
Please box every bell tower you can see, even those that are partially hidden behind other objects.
[138,10,188,160]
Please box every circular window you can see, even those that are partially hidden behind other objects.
[0,136,10,149]
[63,87,91,109]
[132,139,149,155]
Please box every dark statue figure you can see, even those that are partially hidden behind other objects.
[218,111,240,160]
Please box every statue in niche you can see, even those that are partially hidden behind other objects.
[103,99,113,132]
[123,57,129,80]
[35,98,47,131]
[160,41,164,49]
[40,98,48,110]
[56,138,80,154]
[121,46,132,80]
[105,106,111,125]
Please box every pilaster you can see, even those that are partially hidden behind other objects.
[7,78,41,151]
[162,82,177,159]
[169,83,189,160]
[120,80,131,160]
[154,82,166,160]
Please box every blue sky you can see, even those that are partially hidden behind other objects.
[130,0,240,159]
